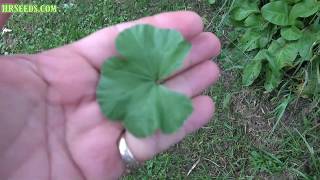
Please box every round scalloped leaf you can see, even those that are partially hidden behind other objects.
[97,25,193,138]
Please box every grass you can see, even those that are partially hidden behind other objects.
[2,0,319,179]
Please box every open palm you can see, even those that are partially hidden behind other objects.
[0,11,221,180]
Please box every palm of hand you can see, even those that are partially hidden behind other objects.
[0,12,221,180]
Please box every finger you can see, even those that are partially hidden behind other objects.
[165,60,220,98]
[125,95,215,161]
[68,11,204,69]
[179,32,221,72]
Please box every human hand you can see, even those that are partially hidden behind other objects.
[0,11,221,180]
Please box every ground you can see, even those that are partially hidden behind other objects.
[2,0,319,179]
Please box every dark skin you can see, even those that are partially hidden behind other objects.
[0,9,221,180]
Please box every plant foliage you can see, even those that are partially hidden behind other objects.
[230,0,320,97]
[96,25,193,138]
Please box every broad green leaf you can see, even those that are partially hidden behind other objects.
[258,37,269,49]
[244,14,265,28]
[297,29,318,60]
[258,25,278,49]
[254,49,268,61]
[268,38,299,68]
[268,38,286,54]
[289,0,319,22]
[230,1,259,21]
[208,0,216,5]
[231,0,260,8]
[285,0,302,4]
[97,25,193,137]
[280,26,302,41]
[261,1,290,26]
[264,38,298,91]
[239,29,261,51]
[264,66,283,92]
[242,50,267,86]
[229,18,246,28]
[239,26,274,51]
[265,51,279,72]
[277,42,298,67]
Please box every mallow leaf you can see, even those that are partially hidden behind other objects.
[97,25,193,138]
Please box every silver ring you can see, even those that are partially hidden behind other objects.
[118,133,140,169]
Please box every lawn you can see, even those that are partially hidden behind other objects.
[2,0,319,179]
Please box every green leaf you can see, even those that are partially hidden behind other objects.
[289,0,319,22]
[261,1,290,26]
[97,25,193,137]
[240,26,275,52]
[228,18,246,28]
[239,29,261,51]
[242,50,267,86]
[208,0,216,5]
[297,29,319,60]
[244,14,265,28]
[280,26,302,41]
[265,51,278,72]
[267,38,299,68]
[258,25,278,49]
[268,38,286,55]
[230,1,260,21]
[243,60,262,86]
[264,38,298,91]
[264,66,283,92]
[285,0,302,4]
[258,36,269,49]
